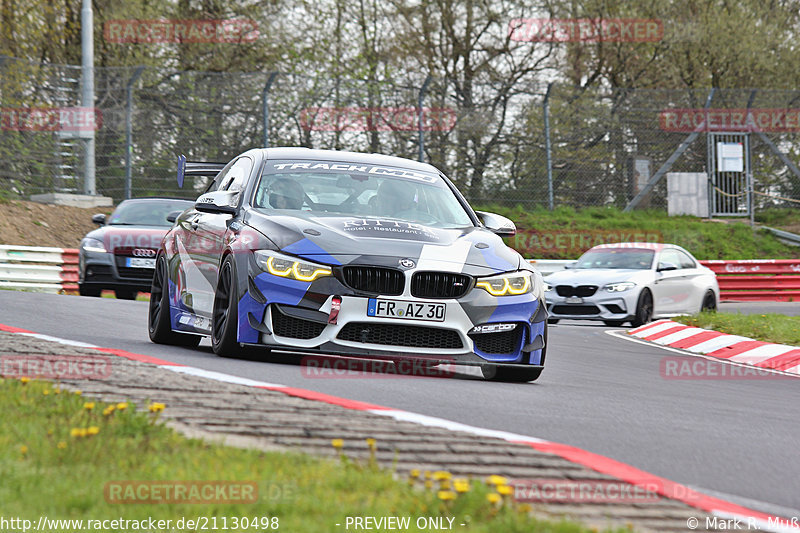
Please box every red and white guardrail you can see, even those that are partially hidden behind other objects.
[529,258,800,301]
[0,246,797,301]
[0,245,79,293]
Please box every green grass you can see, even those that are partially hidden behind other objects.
[478,206,800,260]
[754,207,800,229]
[1,378,615,533]
[674,312,800,346]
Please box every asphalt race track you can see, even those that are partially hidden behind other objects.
[1,291,798,517]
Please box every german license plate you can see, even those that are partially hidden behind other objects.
[367,299,446,322]
[126,257,156,268]
[565,296,584,304]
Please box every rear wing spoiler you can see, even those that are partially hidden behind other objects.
[176,155,227,188]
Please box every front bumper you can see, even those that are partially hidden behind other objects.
[234,270,547,366]
[80,250,155,292]
[545,288,640,321]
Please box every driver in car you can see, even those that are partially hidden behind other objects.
[266,178,305,209]
[373,180,418,219]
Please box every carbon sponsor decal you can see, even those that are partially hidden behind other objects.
[299,107,456,132]
[508,18,663,42]
[103,19,259,44]
[659,108,800,132]
[1,107,102,132]
[300,355,455,379]
[0,354,111,380]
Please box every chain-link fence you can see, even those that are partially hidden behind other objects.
[2,55,799,213]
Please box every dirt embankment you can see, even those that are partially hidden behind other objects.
[0,200,112,248]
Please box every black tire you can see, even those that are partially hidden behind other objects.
[630,289,654,327]
[603,320,626,327]
[78,284,101,297]
[547,318,559,324]
[115,289,137,300]
[148,255,200,347]
[701,290,717,313]
[212,255,241,357]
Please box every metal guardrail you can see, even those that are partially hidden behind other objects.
[762,226,800,247]
[0,245,78,293]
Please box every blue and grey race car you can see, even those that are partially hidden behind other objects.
[148,148,548,382]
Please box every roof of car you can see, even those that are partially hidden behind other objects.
[259,147,441,173]
[590,242,669,251]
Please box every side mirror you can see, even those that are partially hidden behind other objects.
[475,211,516,237]
[92,213,106,225]
[195,191,238,215]
[657,262,678,272]
[166,211,182,223]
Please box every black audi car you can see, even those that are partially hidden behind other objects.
[78,198,194,299]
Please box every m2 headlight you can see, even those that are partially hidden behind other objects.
[475,271,533,296]
[604,281,636,292]
[255,251,332,282]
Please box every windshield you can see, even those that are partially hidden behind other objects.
[254,160,474,228]
[574,249,655,270]
[108,200,193,227]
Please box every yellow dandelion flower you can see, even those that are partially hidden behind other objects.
[487,475,508,486]
[487,493,501,504]
[53,387,61,394]
[20,445,28,455]
[518,503,532,513]
[439,479,451,489]
[432,471,452,481]
[148,402,165,413]
[454,480,470,493]
[365,438,377,449]
[73,390,82,396]
[116,402,128,410]
[87,426,100,436]
[497,484,514,496]
[20,377,30,384]
[70,428,81,438]
[331,438,344,449]
[57,441,67,450]
[424,480,433,489]
[410,469,420,478]
[437,490,456,501]
[78,428,88,438]
[424,470,432,479]
[83,402,95,411]
[102,406,115,416]
[43,389,50,396]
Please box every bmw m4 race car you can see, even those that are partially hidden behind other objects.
[148,148,548,382]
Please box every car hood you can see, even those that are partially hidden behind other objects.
[243,210,522,275]
[545,268,653,286]
[85,225,170,252]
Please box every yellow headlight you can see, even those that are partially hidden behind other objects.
[264,255,331,281]
[476,273,531,296]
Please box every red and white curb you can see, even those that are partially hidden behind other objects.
[629,320,800,376]
[1,322,798,532]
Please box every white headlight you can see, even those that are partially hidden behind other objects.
[81,238,107,253]
[604,281,636,292]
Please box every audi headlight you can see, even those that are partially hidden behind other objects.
[604,281,636,292]
[475,271,533,296]
[254,251,332,282]
[81,238,107,254]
